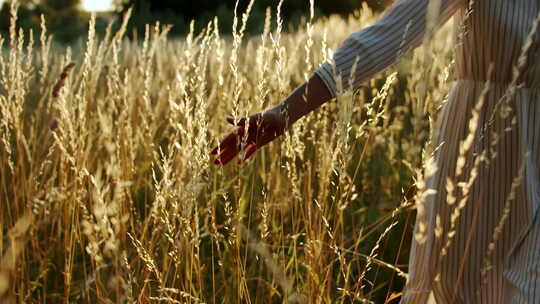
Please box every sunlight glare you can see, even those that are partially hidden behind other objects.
[82,0,113,12]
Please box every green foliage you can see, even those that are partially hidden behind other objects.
[1,0,394,42]
[1,0,86,43]
[118,0,393,36]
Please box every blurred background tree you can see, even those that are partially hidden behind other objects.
[1,0,393,42]
[1,0,86,42]
[40,0,86,41]
[116,0,393,36]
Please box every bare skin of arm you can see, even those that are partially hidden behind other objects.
[211,73,332,165]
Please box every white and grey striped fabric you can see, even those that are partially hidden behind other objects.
[315,0,540,303]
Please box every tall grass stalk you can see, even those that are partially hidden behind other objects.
[1,3,519,303]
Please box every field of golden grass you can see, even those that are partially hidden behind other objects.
[0,2,457,303]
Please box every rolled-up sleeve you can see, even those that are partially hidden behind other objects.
[315,0,464,97]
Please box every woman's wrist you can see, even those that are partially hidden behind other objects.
[274,100,302,127]
[274,74,333,126]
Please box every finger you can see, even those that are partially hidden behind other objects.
[226,116,247,126]
[213,148,229,164]
[214,148,239,165]
[210,145,219,155]
[210,127,245,155]
[239,143,258,163]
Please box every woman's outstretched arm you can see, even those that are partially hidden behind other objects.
[316,0,464,97]
[211,0,465,165]
[210,74,331,165]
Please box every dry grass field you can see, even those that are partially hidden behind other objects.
[0,1,459,303]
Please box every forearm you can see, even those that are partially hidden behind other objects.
[316,0,464,96]
[272,73,333,126]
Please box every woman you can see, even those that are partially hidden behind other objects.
[211,0,540,302]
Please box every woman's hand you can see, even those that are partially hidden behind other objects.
[210,107,288,165]
[210,74,333,165]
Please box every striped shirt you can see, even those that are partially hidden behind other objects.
[315,1,540,303]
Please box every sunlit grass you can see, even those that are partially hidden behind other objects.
[0,2,488,303]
